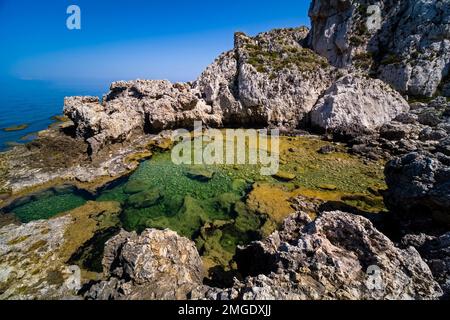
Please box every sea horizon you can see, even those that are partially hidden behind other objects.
[0,78,119,150]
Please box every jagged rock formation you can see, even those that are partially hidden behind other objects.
[63,9,450,154]
[64,82,220,155]
[310,74,409,136]
[402,233,450,299]
[308,0,450,97]
[63,28,340,155]
[0,201,121,300]
[193,211,442,300]
[384,152,450,228]
[194,28,337,128]
[84,229,205,300]
[348,96,450,160]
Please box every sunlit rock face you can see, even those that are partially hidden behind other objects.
[194,27,338,128]
[84,229,205,300]
[310,74,410,137]
[308,0,450,97]
[63,27,341,156]
[194,211,443,300]
[63,81,221,155]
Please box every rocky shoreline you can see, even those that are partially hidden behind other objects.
[1,0,449,300]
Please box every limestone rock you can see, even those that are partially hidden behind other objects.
[194,27,338,128]
[205,211,442,300]
[0,201,121,300]
[308,0,450,97]
[402,232,450,299]
[85,229,205,300]
[0,216,78,300]
[64,80,220,155]
[310,75,409,137]
[384,152,450,227]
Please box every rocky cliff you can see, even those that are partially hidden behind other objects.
[309,0,450,97]
[64,25,414,155]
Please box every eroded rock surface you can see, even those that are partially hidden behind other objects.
[195,28,337,128]
[84,229,205,300]
[384,152,450,228]
[64,81,220,156]
[349,96,450,160]
[402,233,450,299]
[310,74,409,136]
[63,28,340,156]
[309,0,450,97]
[0,201,121,300]
[194,211,442,300]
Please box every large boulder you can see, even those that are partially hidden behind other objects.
[85,229,205,300]
[384,152,450,227]
[308,0,450,97]
[402,233,450,299]
[310,75,409,137]
[195,211,442,300]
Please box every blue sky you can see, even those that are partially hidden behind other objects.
[0,0,311,83]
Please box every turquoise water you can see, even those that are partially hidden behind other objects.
[3,148,258,238]
[2,150,261,272]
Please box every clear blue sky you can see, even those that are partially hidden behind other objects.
[0,0,311,83]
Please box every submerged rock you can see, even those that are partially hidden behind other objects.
[2,124,29,132]
[85,229,205,300]
[123,180,149,195]
[198,211,442,300]
[186,168,215,182]
[126,189,162,209]
[273,171,296,181]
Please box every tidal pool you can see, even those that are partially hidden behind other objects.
[0,135,387,278]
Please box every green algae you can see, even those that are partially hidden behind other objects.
[1,134,387,278]
[11,192,87,223]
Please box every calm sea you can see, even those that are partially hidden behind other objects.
[0,79,110,151]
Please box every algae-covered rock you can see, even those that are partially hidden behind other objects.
[215,193,241,214]
[177,196,209,231]
[197,225,235,272]
[273,171,296,181]
[2,124,29,132]
[319,184,337,191]
[234,201,262,234]
[0,201,121,300]
[231,178,248,192]
[186,168,215,182]
[123,180,149,194]
[246,183,296,224]
[126,189,162,209]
